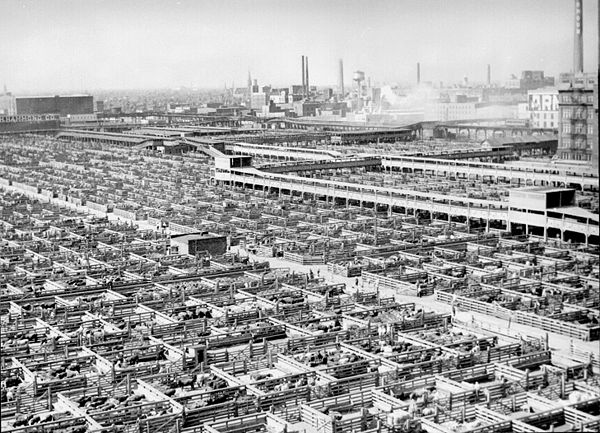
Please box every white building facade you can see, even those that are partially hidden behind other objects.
[528,87,559,129]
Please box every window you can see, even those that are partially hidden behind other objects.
[588,124,594,135]
[562,123,571,133]
[562,109,572,119]
[588,111,594,120]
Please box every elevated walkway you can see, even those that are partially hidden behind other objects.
[259,156,381,173]
[183,137,228,158]
[226,142,341,160]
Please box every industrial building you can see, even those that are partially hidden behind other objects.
[15,94,94,116]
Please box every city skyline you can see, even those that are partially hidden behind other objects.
[1,0,598,93]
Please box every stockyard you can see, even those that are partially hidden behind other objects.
[1,134,599,433]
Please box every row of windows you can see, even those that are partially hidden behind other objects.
[559,138,590,149]
[532,120,556,128]
[561,108,595,120]
[559,94,595,104]
[558,152,591,161]
[531,112,556,119]
[562,124,594,134]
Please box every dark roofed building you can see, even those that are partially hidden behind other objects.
[16,95,94,116]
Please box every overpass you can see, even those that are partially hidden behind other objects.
[330,129,414,144]
[258,156,382,173]
[434,123,556,139]
[231,131,331,145]
[98,112,242,127]
[227,142,341,160]
[264,117,419,132]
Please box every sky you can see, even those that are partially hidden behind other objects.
[0,0,598,93]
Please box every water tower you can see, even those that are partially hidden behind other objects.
[353,70,365,94]
[352,71,366,110]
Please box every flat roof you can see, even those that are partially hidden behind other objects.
[334,129,411,136]
[483,134,557,146]
[58,130,151,144]
[16,94,92,99]
[512,186,575,194]
[513,186,575,192]
[550,206,599,222]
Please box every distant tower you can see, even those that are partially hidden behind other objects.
[338,59,345,97]
[301,56,306,97]
[417,62,421,85]
[573,0,584,73]
[487,64,491,86]
[305,57,310,97]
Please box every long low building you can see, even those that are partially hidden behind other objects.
[227,142,341,160]
[213,166,599,243]
[330,129,414,144]
[57,129,158,146]
[380,155,599,190]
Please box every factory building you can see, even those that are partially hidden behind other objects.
[424,95,478,122]
[504,71,555,91]
[16,94,94,116]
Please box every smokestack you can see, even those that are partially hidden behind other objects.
[301,56,306,97]
[417,62,421,85]
[305,56,310,97]
[487,64,491,86]
[339,59,345,97]
[574,0,583,73]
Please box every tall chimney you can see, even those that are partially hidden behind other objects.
[487,64,491,86]
[574,0,583,73]
[305,56,310,97]
[301,56,306,97]
[339,59,345,97]
[417,62,421,84]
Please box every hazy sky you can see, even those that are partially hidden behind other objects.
[1,0,598,93]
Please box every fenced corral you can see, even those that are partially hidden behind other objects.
[1,134,598,433]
